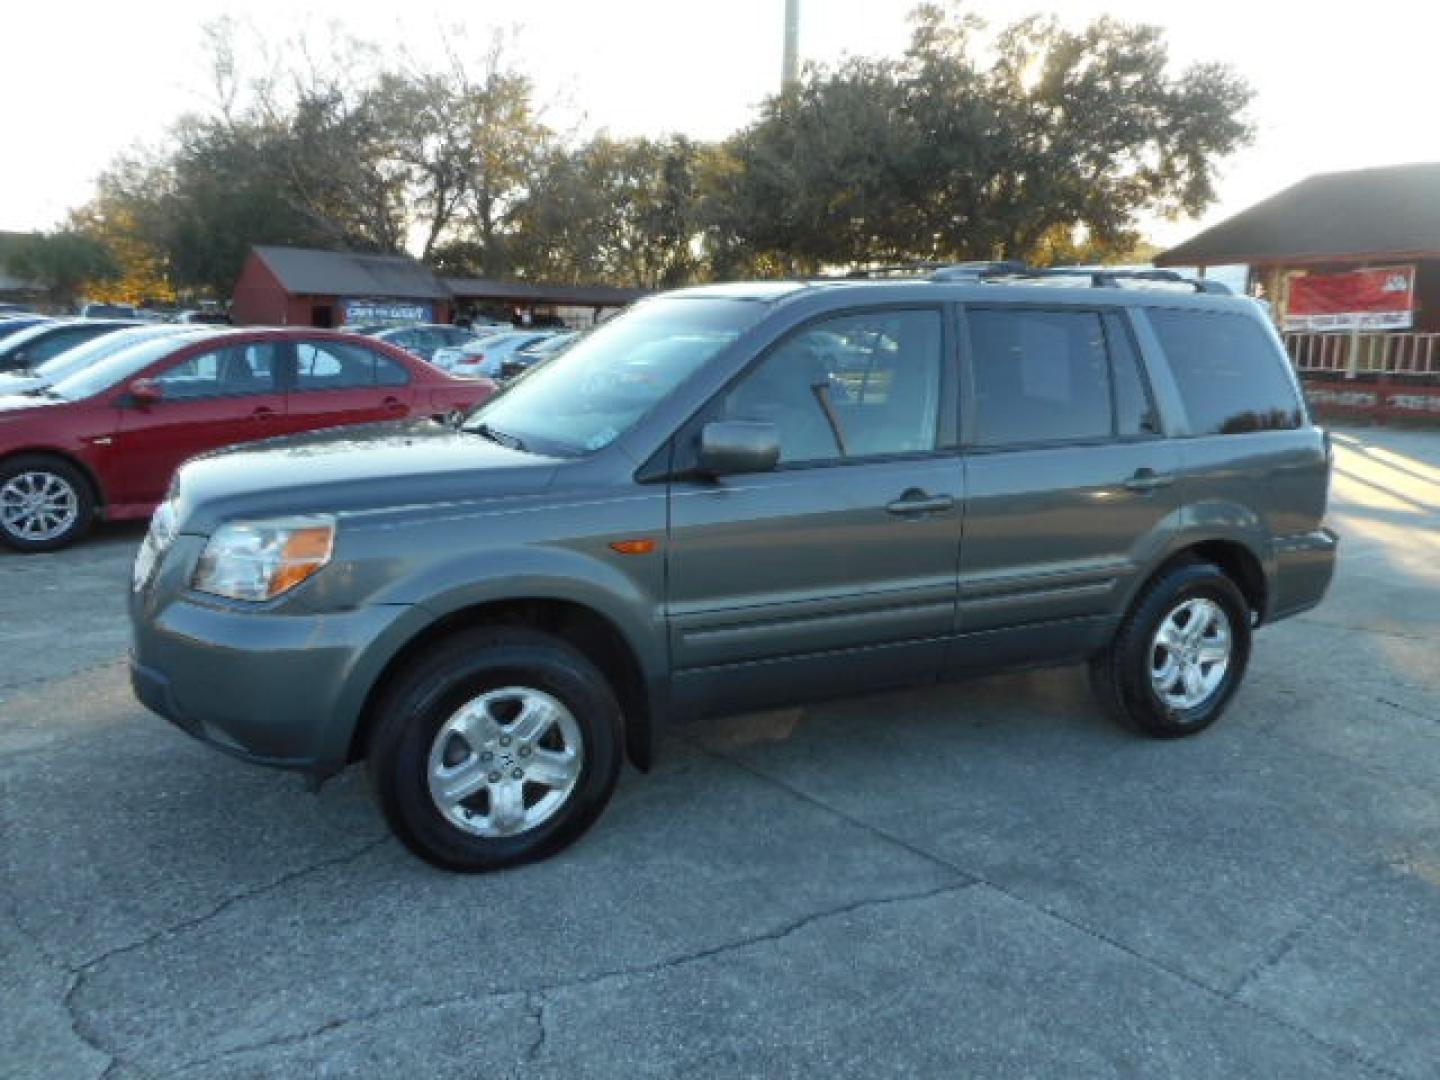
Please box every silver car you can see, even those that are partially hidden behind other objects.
[432,330,560,377]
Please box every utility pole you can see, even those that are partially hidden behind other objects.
[782,0,800,90]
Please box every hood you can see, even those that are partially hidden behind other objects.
[173,418,562,532]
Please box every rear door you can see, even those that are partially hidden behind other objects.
[282,338,413,433]
[951,305,1180,669]
[666,306,964,715]
[113,339,285,506]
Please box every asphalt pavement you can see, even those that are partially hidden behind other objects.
[2,426,1438,1079]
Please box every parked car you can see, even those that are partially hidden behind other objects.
[361,323,481,363]
[128,270,1337,872]
[79,302,139,319]
[0,328,496,551]
[175,309,230,325]
[0,315,52,343]
[432,330,559,377]
[0,324,210,396]
[498,331,580,380]
[0,319,142,373]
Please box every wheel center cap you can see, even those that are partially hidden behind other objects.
[497,749,516,770]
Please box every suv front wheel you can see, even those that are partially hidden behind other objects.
[367,628,624,871]
[1091,561,1252,738]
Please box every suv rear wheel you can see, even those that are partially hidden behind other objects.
[0,454,95,553]
[367,628,623,871]
[1090,561,1252,738]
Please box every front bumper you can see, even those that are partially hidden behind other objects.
[130,587,421,776]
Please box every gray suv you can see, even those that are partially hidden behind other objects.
[129,269,1337,871]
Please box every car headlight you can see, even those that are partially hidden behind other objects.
[192,516,336,602]
[132,498,179,592]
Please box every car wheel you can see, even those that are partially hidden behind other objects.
[0,455,95,553]
[367,628,624,871]
[1090,561,1252,738]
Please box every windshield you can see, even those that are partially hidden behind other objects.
[49,334,206,400]
[31,326,193,383]
[0,321,66,360]
[463,298,763,456]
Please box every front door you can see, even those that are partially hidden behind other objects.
[113,339,286,507]
[951,306,1181,668]
[667,307,963,717]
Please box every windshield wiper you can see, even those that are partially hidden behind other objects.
[468,422,527,451]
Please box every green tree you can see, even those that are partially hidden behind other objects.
[6,231,120,309]
[722,3,1253,269]
[513,135,710,288]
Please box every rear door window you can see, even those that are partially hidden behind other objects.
[1147,310,1303,434]
[295,340,378,390]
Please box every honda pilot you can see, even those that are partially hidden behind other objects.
[129,269,1337,871]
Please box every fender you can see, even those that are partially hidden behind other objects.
[1118,498,1272,621]
[324,535,671,772]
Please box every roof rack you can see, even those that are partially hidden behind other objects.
[928,261,1030,281]
[928,262,1231,295]
[840,261,951,279]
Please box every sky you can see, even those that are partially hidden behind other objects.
[3,0,1439,250]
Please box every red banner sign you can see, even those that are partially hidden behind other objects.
[1284,266,1415,331]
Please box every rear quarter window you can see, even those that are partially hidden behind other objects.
[1147,309,1303,435]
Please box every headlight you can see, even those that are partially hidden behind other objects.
[192,516,335,602]
[132,498,179,592]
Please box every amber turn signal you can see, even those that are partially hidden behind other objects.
[608,538,656,555]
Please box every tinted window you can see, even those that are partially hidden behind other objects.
[1106,313,1159,437]
[295,341,377,390]
[152,343,278,400]
[723,309,943,464]
[0,318,48,342]
[376,354,410,386]
[968,309,1111,446]
[18,325,112,365]
[1148,310,1302,435]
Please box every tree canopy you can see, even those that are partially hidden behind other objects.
[38,3,1252,304]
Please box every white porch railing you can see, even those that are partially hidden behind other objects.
[1283,331,1440,378]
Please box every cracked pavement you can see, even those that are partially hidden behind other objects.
[3,426,1439,1078]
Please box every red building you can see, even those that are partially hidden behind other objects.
[1157,163,1440,332]
[231,246,452,328]
[1157,163,1440,423]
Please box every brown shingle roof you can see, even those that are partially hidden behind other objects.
[254,246,449,300]
[1156,163,1440,267]
[444,277,648,307]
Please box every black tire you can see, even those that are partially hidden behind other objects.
[0,454,96,553]
[1090,561,1252,738]
[367,628,623,872]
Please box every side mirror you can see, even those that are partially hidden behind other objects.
[129,378,163,406]
[697,420,780,477]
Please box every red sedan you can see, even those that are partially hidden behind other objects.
[0,328,496,551]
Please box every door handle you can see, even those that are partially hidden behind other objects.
[1123,468,1175,492]
[886,489,955,516]
[251,406,277,421]
[382,396,406,413]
